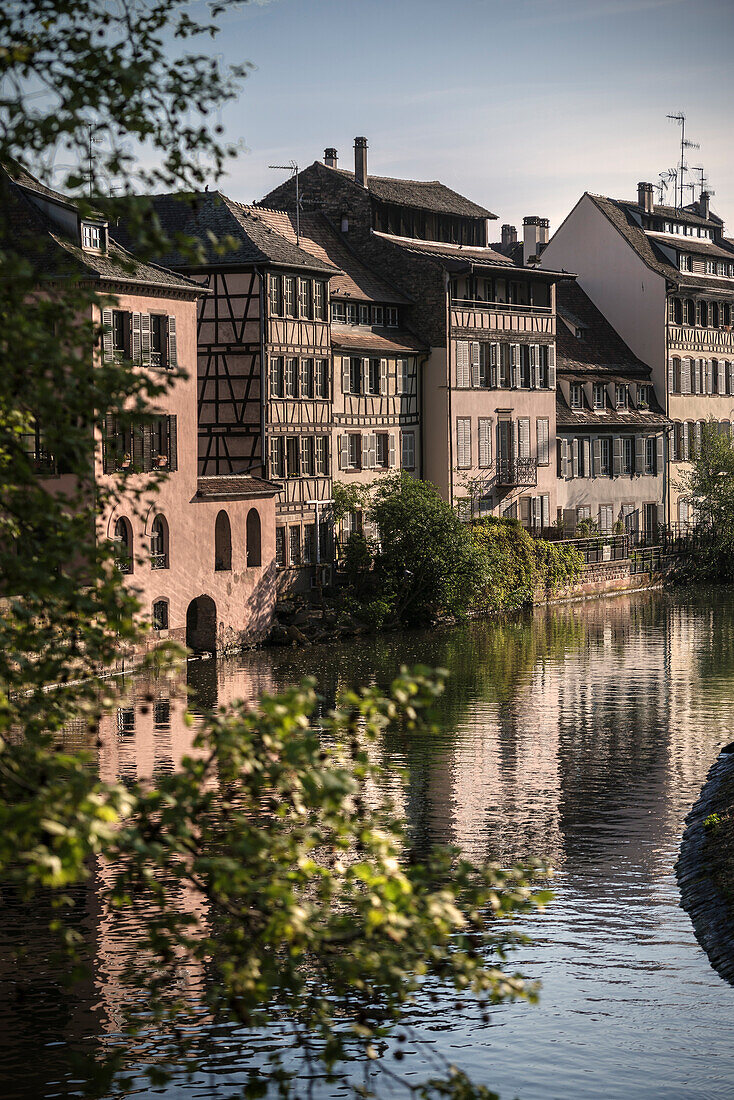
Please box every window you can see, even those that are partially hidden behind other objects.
[622,437,633,474]
[285,357,299,398]
[679,254,693,272]
[286,436,300,477]
[152,599,169,631]
[314,281,326,320]
[112,310,128,359]
[372,305,384,326]
[102,415,177,474]
[270,356,284,399]
[331,301,345,323]
[401,430,415,470]
[303,524,316,564]
[289,526,301,566]
[616,385,628,409]
[300,435,315,476]
[537,346,549,389]
[150,314,167,369]
[367,358,381,395]
[570,383,583,409]
[478,419,492,468]
[315,435,329,475]
[498,345,511,389]
[315,359,329,399]
[600,437,611,476]
[21,420,54,473]
[699,300,709,328]
[712,302,720,329]
[599,504,614,533]
[706,260,715,275]
[637,384,649,408]
[215,510,232,571]
[593,383,606,410]
[269,436,285,479]
[376,433,389,467]
[645,436,655,474]
[300,358,314,399]
[298,278,311,318]
[684,299,695,325]
[269,274,283,316]
[536,418,549,465]
[275,527,286,567]
[517,418,531,460]
[150,514,169,569]
[114,516,133,574]
[346,303,358,325]
[397,359,408,394]
[456,341,470,388]
[386,307,398,327]
[359,304,370,325]
[519,345,532,388]
[348,433,362,469]
[348,357,362,395]
[284,277,296,317]
[456,418,471,469]
[246,509,261,567]
[669,297,683,324]
[151,416,173,468]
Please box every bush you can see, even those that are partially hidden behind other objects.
[471,518,583,614]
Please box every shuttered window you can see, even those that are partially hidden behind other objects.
[102,415,178,474]
[478,419,492,468]
[456,417,472,468]
[536,418,549,465]
[269,436,285,478]
[401,430,415,470]
[315,359,330,399]
[315,436,329,475]
[456,341,470,388]
[300,358,314,399]
[517,418,530,459]
[270,356,284,398]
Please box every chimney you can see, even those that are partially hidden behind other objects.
[523,216,542,265]
[501,224,517,248]
[700,190,710,219]
[324,147,338,169]
[637,182,654,215]
[538,217,550,248]
[354,136,368,188]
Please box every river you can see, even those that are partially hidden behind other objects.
[3,588,734,1099]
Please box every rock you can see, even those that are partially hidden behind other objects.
[286,624,311,646]
[267,621,290,647]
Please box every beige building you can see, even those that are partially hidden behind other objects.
[540,182,734,525]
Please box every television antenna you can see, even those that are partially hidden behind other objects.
[268,161,300,244]
[667,113,699,208]
[691,166,715,201]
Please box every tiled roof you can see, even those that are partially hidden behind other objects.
[195,475,281,499]
[556,392,669,430]
[646,233,734,261]
[116,192,337,275]
[373,233,517,269]
[490,239,524,265]
[331,165,495,219]
[556,282,652,379]
[4,159,104,217]
[250,208,409,303]
[330,324,427,354]
[2,169,202,294]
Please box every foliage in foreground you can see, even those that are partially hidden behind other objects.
[673,419,734,583]
[337,476,583,626]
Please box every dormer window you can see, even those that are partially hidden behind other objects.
[386,307,398,327]
[679,254,693,272]
[616,384,628,409]
[637,385,650,409]
[81,221,104,251]
[593,383,605,410]
[570,383,583,409]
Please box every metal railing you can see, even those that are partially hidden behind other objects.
[451,299,552,315]
[495,458,538,487]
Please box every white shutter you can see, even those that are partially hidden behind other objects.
[541,494,550,528]
[547,345,556,390]
[102,307,113,362]
[656,433,664,475]
[511,344,520,388]
[166,315,177,368]
[131,312,141,363]
[571,438,579,478]
[668,358,675,393]
[592,437,602,477]
[583,437,591,477]
[530,344,538,389]
[362,432,370,468]
[490,343,499,388]
[380,358,388,395]
[388,433,396,468]
[479,420,492,467]
[561,439,569,479]
[613,437,623,477]
[362,358,370,394]
[718,360,726,395]
[470,342,480,387]
[683,421,689,461]
[342,356,351,395]
[339,434,348,470]
[635,435,645,474]
[681,358,690,395]
[140,313,151,367]
[518,418,530,459]
[707,360,714,394]
[456,341,470,387]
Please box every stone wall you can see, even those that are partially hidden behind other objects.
[537,559,664,604]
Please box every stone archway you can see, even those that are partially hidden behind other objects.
[186,594,217,654]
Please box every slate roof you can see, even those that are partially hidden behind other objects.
[195,474,281,499]
[556,281,652,379]
[250,208,409,303]
[4,159,105,217]
[330,165,495,219]
[2,168,203,294]
[116,192,337,275]
[330,324,427,354]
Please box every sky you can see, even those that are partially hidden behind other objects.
[186,0,734,235]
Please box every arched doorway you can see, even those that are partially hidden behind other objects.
[246,507,261,567]
[186,594,217,654]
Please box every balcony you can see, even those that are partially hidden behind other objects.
[496,457,538,487]
[451,299,554,336]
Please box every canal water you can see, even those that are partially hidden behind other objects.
[3,589,734,1098]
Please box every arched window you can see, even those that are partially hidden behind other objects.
[215,510,232,571]
[699,300,708,328]
[114,516,133,574]
[670,297,682,324]
[152,599,169,631]
[246,508,262,567]
[150,514,169,569]
[672,357,681,393]
[711,301,720,329]
[684,299,695,325]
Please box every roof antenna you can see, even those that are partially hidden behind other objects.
[691,166,715,202]
[667,113,699,209]
[268,161,300,244]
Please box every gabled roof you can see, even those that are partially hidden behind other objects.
[249,208,409,303]
[329,164,495,219]
[330,324,427,355]
[556,282,652,380]
[373,232,569,279]
[116,192,337,275]
[2,169,203,294]
[556,391,669,430]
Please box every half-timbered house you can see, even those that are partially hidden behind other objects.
[260,137,570,529]
[7,165,280,653]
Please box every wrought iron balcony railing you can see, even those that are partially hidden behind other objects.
[495,458,538,487]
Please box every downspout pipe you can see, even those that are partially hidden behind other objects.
[445,269,454,506]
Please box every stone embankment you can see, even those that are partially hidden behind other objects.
[267,599,372,647]
[677,746,734,986]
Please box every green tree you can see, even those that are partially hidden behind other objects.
[0,5,551,1096]
[674,418,734,581]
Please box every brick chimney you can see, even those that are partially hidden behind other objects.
[523,217,544,265]
[501,224,517,248]
[699,190,710,219]
[324,147,338,169]
[637,182,654,214]
[354,136,368,188]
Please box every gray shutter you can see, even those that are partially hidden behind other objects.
[635,435,645,474]
[718,360,726,395]
[368,433,377,469]
[681,359,689,395]
[613,437,623,477]
[102,416,115,473]
[547,345,556,390]
[530,345,538,389]
[512,344,520,388]
[102,307,114,363]
[706,360,713,394]
[490,343,499,388]
[592,437,602,477]
[583,437,591,477]
[380,358,388,395]
[362,432,370,468]
[167,416,178,471]
[339,435,348,470]
[695,420,703,457]
[131,313,142,364]
[362,358,370,395]
[656,433,664,475]
[470,342,480,387]
[571,438,579,478]
[167,315,177,369]
[541,494,550,528]
[132,423,144,470]
[456,341,469,387]
[388,433,396,468]
[342,356,350,395]
[143,423,154,472]
[730,361,734,396]
[668,358,675,393]
[141,313,151,367]
[683,421,689,461]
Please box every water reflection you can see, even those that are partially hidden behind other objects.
[4,590,734,1098]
